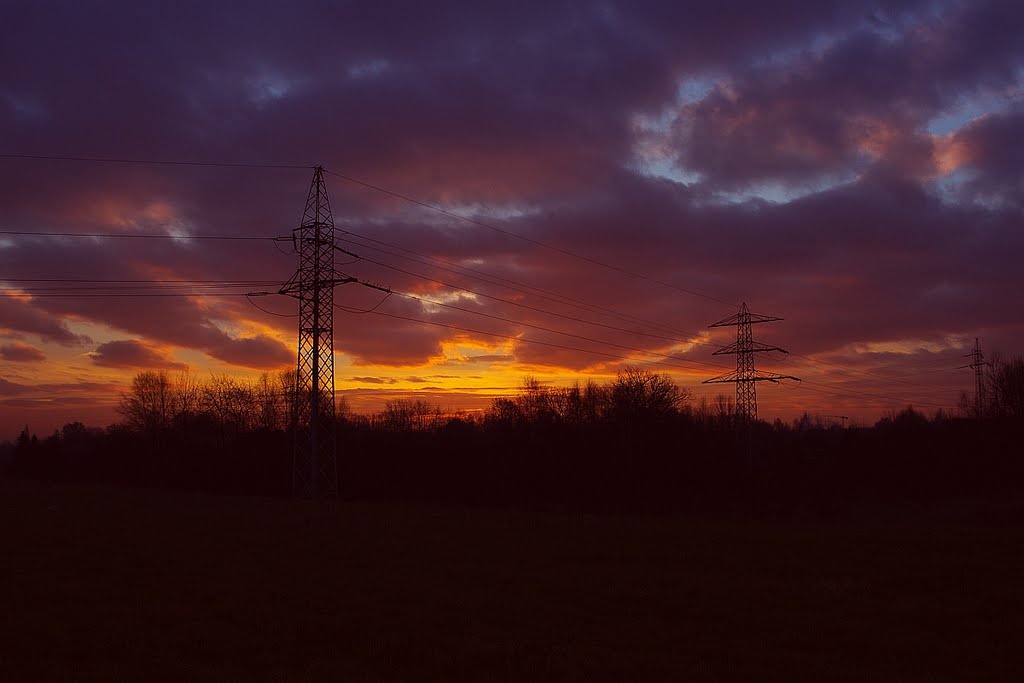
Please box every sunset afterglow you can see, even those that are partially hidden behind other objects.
[3,1,1022,438]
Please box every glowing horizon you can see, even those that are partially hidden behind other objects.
[3,0,1020,439]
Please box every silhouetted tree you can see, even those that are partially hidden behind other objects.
[277,369,300,432]
[986,355,1024,421]
[378,399,441,432]
[171,369,201,426]
[608,366,691,422]
[118,370,174,441]
[548,380,608,425]
[201,374,259,443]
[255,372,282,431]
[515,377,557,425]
[0,439,14,469]
[487,397,523,427]
[875,405,928,430]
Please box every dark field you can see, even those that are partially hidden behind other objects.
[1,480,1022,682]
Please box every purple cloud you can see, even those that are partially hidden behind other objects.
[1,0,1021,431]
[90,339,186,370]
[0,342,46,362]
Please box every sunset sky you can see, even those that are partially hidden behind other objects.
[2,0,1023,439]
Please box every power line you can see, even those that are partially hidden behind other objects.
[337,230,704,340]
[3,278,284,298]
[1,155,978,408]
[788,378,955,410]
[339,244,714,348]
[781,382,915,412]
[334,231,973,399]
[0,230,283,241]
[782,351,958,392]
[2,278,279,283]
[245,293,299,318]
[385,289,731,372]
[6,279,961,410]
[334,304,718,374]
[0,153,310,170]
[4,281,279,292]
[341,231,969,399]
[333,291,393,315]
[1,292,267,298]
[322,168,737,307]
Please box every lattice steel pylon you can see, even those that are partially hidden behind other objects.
[966,338,988,419]
[279,166,354,498]
[703,302,799,425]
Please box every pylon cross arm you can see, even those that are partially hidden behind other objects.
[712,340,789,355]
[703,371,800,385]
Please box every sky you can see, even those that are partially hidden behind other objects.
[2,0,1023,439]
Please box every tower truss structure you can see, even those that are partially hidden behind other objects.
[966,338,988,419]
[703,302,799,424]
[280,166,353,498]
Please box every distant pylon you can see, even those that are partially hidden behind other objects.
[279,166,354,498]
[703,302,799,425]
[966,338,988,419]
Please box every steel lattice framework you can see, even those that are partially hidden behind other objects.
[280,166,353,498]
[966,338,987,419]
[703,302,798,424]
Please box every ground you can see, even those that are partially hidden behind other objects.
[1,479,1022,682]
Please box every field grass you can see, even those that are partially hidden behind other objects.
[1,479,1022,682]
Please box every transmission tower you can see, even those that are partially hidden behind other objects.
[279,166,353,498]
[964,338,988,419]
[703,302,799,425]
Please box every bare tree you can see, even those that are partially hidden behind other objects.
[172,369,201,425]
[277,369,299,433]
[986,355,1024,420]
[378,399,439,432]
[336,394,352,423]
[255,372,282,431]
[487,397,523,426]
[117,370,174,440]
[609,366,691,422]
[514,376,556,424]
[201,374,258,443]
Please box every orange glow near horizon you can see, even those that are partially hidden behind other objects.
[1,315,975,439]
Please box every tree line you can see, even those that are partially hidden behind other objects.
[109,365,703,440]
[56,355,1024,444]
[2,359,1023,514]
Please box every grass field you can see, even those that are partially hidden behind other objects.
[1,479,1022,682]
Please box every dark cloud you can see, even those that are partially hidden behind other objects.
[89,339,186,370]
[206,335,293,369]
[0,379,119,399]
[0,342,46,362]
[0,378,30,396]
[453,354,517,365]
[0,296,91,346]
[674,1,1024,188]
[1,0,1021,427]
[351,376,399,385]
[946,108,1024,206]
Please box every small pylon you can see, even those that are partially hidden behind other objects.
[703,302,799,425]
[965,338,988,419]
